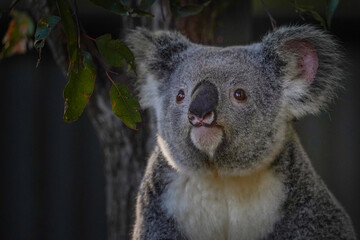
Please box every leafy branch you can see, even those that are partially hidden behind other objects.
[292,0,340,29]
[55,0,144,129]
[34,15,61,67]
[0,0,211,129]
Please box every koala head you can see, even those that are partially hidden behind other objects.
[126,26,342,176]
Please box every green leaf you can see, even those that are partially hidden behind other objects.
[33,15,61,67]
[295,6,327,29]
[56,0,78,66]
[0,11,34,59]
[89,0,132,16]
[170,0,211,18]
[131,8,154,17]
[96,34,136,72]
[89,0,153,17]
[309,10,327,29]
[34,16,61,49]
[140,0,156,10]
[326,0,339,28]
[63,51,97,122]
[57,0,97,122]
[110,83,141,130]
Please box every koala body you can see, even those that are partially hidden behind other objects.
[127,26,356,239]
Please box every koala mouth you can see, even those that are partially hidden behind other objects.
[190,126,223,158]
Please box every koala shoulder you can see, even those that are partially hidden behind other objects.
[269,134,356,239]
[133,149,185,240]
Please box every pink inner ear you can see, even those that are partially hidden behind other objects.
[285,40,319,84]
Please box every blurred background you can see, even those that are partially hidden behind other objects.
[1,0,359,239]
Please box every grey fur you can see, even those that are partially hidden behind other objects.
[126,26,356,240]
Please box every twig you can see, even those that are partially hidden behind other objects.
[85,33,96,42]
[0,0,21,14]
[82,31,122,79]
[106,71,122,94]
[107,69,119,75]
[36,47,42,68]
[73,0,81,49]
[9,0,21,11]
[82,32,108,70]
[105,71,116,85]
[260,0,277,31]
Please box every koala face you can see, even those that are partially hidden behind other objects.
[127,26,341,176]
[155,46,286,175]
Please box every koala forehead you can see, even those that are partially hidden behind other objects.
[171,45,266,85]
[159,44,281,112]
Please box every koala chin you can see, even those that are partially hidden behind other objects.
[127,26,356,240]
[190,125,223,158]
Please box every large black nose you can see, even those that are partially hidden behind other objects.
[188,81,218,127]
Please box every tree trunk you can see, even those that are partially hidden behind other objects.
[85,2,173,237]
[87,89,155,240]
[26,0,251,239]
[27,1,171,239]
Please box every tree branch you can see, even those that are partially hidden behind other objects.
[260,0,277,30]
[26,0,68,76]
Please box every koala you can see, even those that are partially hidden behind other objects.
[126,25,356,240]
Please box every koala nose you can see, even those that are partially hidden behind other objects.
[188,81,218,127]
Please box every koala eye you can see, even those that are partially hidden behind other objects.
[234,89,247,101]
[176,90,185,103]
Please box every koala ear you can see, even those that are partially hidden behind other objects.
[261,25,343,118]
[125,28,192,80]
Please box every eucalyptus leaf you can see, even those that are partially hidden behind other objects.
[56,0,78,65]
[33,15,60,66]
[295,6,327,29]
[96,34,136,72]
[89,0,153,17]
[89,0,131,16]
[110,84,141,129]
[170,0,210,18]
[131,8,154,17]
[308,10,327,29]
[63,51,97,122]
[140,0,156,10]
[34,15,60,47]
[57,0,96,122]
[0,11,34,59]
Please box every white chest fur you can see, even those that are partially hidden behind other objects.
[162,168,285,240]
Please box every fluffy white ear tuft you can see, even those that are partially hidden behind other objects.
[125,28,192,81]
[262,25,343,118]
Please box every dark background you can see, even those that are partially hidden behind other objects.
[1,0,360,239]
